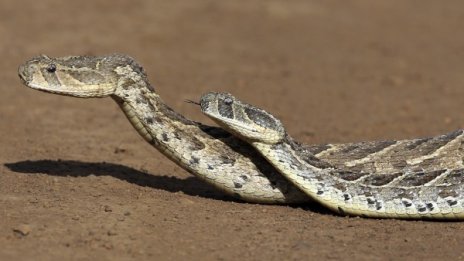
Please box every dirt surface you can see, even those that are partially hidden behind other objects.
[2,1,464,260]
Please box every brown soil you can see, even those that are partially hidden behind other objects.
[2,1,464,260]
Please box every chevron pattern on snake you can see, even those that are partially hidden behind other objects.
[200,92,464,219]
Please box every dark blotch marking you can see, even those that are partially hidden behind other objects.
[234,182,243,189]
[417,206,427,212]
[218,99,234,119]
[316,190,324,195]
[366,197,375,205]
[447,199,458,206]
[161,132,169,142]
[375,201,382,210]
[207,164,214,170]
[337,170,367,181]
[343,194,351,201]
[240,175,249,181]
[408,130,463,157]
[145,117,154,124]
[395,169,446,187]
[402,200,412,207]
[339,140,396,160]
[190,156,200,165]
[244,107,280,130]
[426,203,434,211]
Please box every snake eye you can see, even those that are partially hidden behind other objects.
[46,64,56,73]
[224,97,233,105]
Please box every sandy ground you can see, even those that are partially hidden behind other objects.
[2,1,464,260]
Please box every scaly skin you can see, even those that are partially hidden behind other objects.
[18,54,309,204]
[200,92,464,219]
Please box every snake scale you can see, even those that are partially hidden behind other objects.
[18,54,464,219]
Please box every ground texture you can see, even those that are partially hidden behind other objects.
[2,1,464,260]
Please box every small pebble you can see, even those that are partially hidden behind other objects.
[13,224,31,236]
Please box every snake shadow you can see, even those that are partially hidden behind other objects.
[4,159,330,215]
[4,159,237,202]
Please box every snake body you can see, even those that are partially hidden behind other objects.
[200,92,464,219]
[18,54,309,204]
[19,54,464,219]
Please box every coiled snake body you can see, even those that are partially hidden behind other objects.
[200,92,464,219]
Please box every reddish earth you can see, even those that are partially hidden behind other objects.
[2,1,464,260]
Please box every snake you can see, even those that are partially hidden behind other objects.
[18,54,464,219]
[199,92,464,219]
[17,54,311,204]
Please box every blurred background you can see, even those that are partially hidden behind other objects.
[1,1,464,260]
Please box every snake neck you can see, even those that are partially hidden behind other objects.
[110,74,202,150]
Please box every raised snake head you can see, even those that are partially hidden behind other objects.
[18,54,148,98]
[200,92,286,144]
